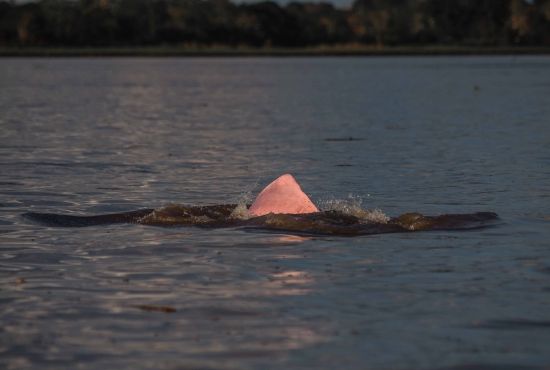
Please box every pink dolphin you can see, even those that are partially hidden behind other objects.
[249,174,319,217]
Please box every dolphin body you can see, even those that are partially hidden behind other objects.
[22,173,499,236]
[249,174,318,216]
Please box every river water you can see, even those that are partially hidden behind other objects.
[0,56,549,369]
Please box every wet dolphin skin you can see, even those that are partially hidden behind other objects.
[249,174,319,216]
[22,173,499,236]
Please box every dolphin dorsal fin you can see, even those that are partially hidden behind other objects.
[249,174,319,217]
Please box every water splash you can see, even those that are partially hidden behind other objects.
[230,190,390,223]
[229,187,255,220]
[229,202,251,220]
[319,194,389,224]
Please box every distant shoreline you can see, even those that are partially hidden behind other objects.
[1,46,550,57]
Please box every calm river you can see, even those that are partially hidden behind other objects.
[1,56,549,369]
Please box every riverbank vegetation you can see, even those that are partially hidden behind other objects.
[1,0,549,52]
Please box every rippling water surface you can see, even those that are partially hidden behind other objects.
[1,56,549,369]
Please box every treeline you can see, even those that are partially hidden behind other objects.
[0,0,549,48]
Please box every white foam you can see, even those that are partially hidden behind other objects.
[229,202,251,220]
[319,194,389,224]
[229,189,255,220]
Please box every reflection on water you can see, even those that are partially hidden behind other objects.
[1,57,550,369]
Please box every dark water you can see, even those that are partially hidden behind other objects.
[0,57,549,369]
